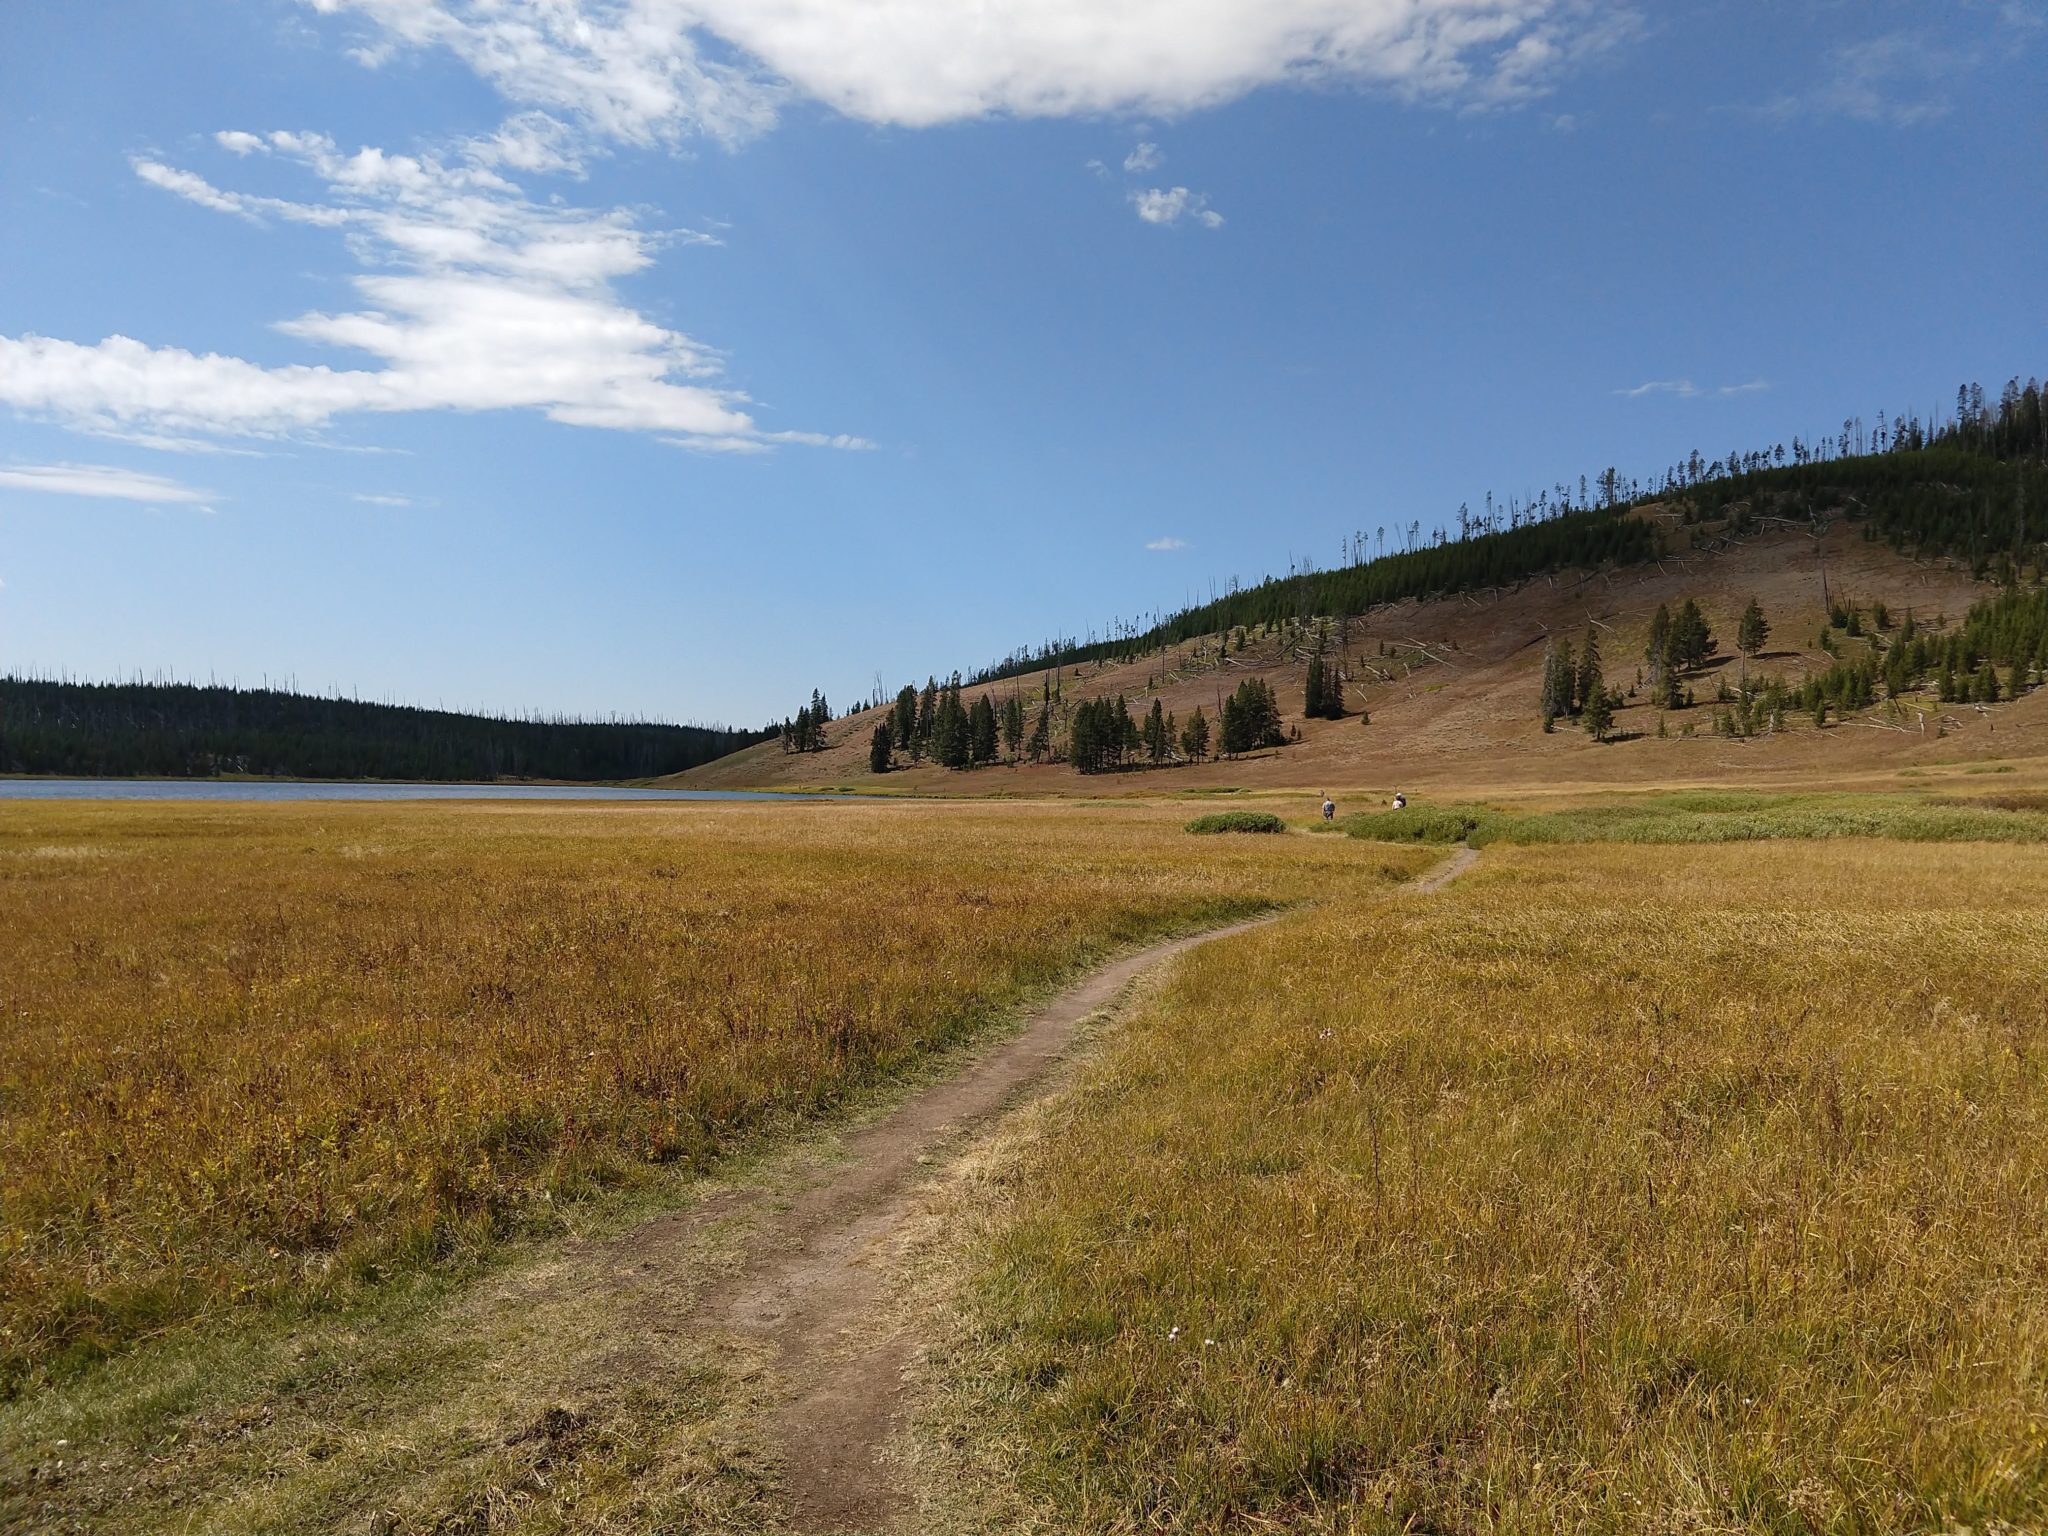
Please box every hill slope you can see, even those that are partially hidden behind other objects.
[675,512,2045,798]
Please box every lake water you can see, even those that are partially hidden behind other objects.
[0,779,818,803]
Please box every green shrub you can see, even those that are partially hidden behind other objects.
[1340,805,1505,845]
[1185,811,1288,835]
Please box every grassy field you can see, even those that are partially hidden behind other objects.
[928,838,2048,1534]
[1341,789,2048,846]
[0,799,1377,1401]
[12,795,2048,1534]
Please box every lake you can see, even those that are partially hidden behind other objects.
[0,779,819,803]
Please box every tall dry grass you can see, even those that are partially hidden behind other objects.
[0,798,1369,1394]
[937,841,2048,1533]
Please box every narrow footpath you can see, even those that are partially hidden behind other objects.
[681,844,1481,1533]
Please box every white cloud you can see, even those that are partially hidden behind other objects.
[1,133,849,451]
[1146,536,1188,551]
[1617,378,1769,400]
[305,0,1641,142]
[132,159,256,219]
[666,428,877,454]
[463,111,590,175]
[1130,186,1224,228]
[0,462,215,505]
[1123,140,1163,173]
[216,130,267,155]
[352,491,414,505]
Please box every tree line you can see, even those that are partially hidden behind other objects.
[864,673,1289,775]
[967,364,2044,689]
[780,690,834,753]
[973,504,1660,684]
[0,678,771,781]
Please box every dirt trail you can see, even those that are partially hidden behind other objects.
[1408,843,1480,893]
[696,912,1282,1533]
[658,848,1480,1534]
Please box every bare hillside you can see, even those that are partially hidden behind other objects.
[672,517,2047,798]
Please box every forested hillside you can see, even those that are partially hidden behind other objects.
[973,371,2047,684]
[0,679,770,781]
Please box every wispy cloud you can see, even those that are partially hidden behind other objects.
[1130,186,1223,229]
[1145,536,1188,551]
[664,429,877,455]
[1617,378,1769,400]
[0,132,854,453]
[1755,31,1978,127]
[351,491,414,505]
[1123,141,1162,173]
[0,461,215,505]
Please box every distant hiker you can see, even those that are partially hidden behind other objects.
[1322,795,1335,822]
[1392,792,1407,810]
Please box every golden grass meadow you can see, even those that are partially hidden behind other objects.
[927,838,2048,1534]
[7,796,2048,1534]
[0,798,1375,1399]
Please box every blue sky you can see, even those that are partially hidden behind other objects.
[1,1,2041,725]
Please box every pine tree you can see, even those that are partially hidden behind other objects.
[1220,693,1247,756]
[1001,695,1025,760]
[914,678,938,760]
[891,685,917,751]
[1645,604,1672,686]
[868,724,892,774]
[969,694,998,765]
[1737,597,1770,663]
[1672,599,1714,672]
[1026,705,1051,762]
[1539,637,1574,726]
[1181,706,1210,762]
[1304,653,1326,719]
[1145,698,1169,762]
[1576,626,1604,718]
[933,676,971,768]
[1582,685,1614,742]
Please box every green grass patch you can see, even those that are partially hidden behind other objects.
[1344,792,2048,847]
[1185,811,1288,835]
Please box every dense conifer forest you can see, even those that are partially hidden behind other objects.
[0,679,771,781]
